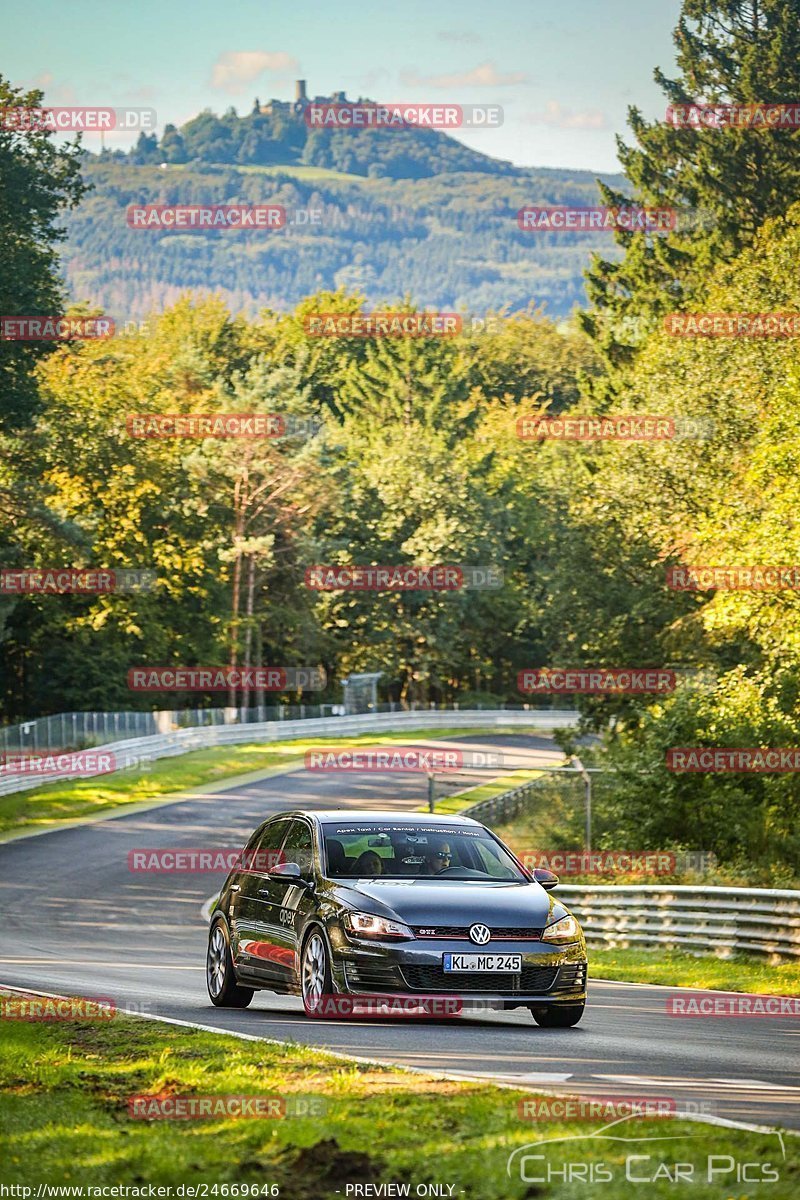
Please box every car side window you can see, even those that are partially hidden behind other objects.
[281,819,315,878]
[249,819,290,873]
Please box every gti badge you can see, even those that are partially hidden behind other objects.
[469,923,491,945]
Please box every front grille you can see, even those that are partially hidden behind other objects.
[412,926,543,941]
[400,964,559,994]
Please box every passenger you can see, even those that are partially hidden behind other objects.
[350,850,383,876]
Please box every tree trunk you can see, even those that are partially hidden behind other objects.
[242,554,256,711]
[227,504,245,709]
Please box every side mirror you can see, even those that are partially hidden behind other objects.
[269,861,313,887]
[533,868,559,890]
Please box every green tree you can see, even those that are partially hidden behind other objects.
[159,124,187,164]
[0,74,87,430]
[581,0,800,391]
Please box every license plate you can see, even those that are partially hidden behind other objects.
[442,953,522,972]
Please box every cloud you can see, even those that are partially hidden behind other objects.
[436,31,481,44]
[400,61,530,89]
[210,51,299,95]
[523,100,609,130]
[24,73,77,104]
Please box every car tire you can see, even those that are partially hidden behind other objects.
[206,920,254,1008]
[301,928,333,1017]
[530,1002,585,1028]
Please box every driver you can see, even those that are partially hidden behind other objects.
[423,839,453,875]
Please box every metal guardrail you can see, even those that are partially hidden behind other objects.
[463,780,800,959]
[0,700,571,755]
[463,777,545,825]
[0,708,579,797]
[558,885,800,959]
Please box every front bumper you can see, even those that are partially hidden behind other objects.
[329,930,587,1007]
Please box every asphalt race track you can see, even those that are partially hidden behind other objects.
[0,733,797,1132]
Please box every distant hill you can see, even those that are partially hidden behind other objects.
[124,85,520,180]
[61,101,626,322]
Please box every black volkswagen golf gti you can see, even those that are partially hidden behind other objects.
[206,810,588,1026]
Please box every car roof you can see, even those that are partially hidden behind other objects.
[268,809,482,826]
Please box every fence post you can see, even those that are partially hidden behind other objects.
[572,755,593,852]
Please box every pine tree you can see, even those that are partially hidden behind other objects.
[580,0,800,395]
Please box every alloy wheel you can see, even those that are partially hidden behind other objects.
[302,931,327,1009]
[207,925,227,998]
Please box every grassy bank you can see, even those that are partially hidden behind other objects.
[425,769,545,815]
[0,727,502,838]
[489,777,800,890]
[588,948,800,995]
[0,998,795,1197]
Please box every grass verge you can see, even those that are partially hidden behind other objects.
[0,727,508,839]
[0,998,795,1197]
[424,769,545,815]
[588,948,800,995]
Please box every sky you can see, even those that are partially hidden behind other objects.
[2,0,684,172]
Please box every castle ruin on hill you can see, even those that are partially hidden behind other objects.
[258,80,360,119]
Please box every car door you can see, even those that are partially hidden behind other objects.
[231,818,290,983]
[262,817,317,990]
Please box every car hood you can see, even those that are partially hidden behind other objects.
[336,878,554,926]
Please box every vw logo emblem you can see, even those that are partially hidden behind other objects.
[469,923,491,945]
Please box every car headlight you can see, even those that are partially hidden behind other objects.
[343,911,414,940]
[542,913,580,944]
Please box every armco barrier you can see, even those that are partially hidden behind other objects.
[0,701,568,755]
[557,885,800,959]
[463,776,544,825]
[0,708,578,798]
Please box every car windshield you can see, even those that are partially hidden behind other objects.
[321,822,527,881]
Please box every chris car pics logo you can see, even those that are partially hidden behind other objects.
[506,1115,785,1185]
